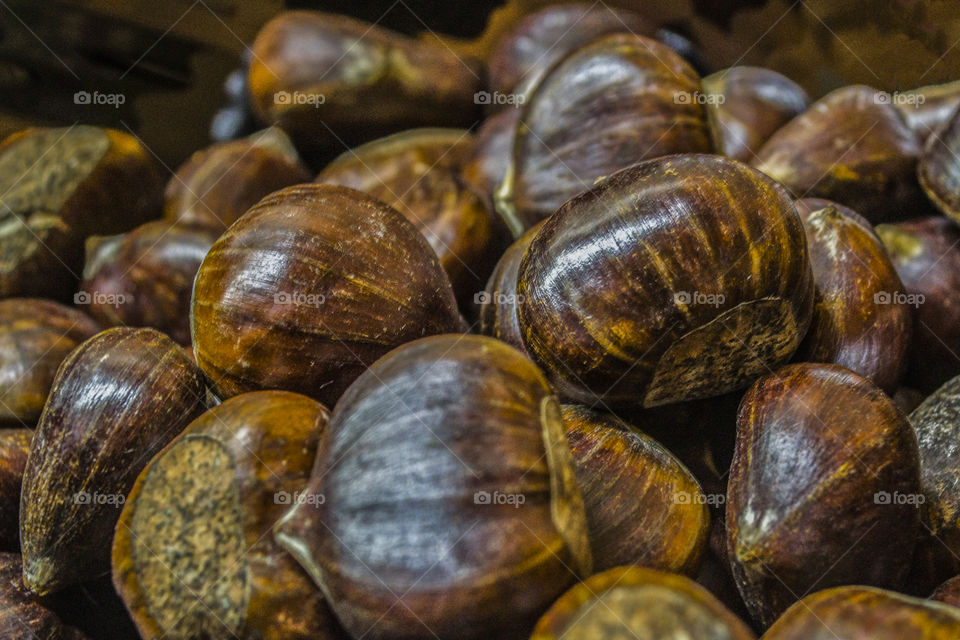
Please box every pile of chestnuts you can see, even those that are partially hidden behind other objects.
[4,3,960,639]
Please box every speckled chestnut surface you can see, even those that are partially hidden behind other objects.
[191,184,460,408]
[274,335,591,640]
[0,429,31,551]
[726,363,921,628]
[19,327,206,595]
[529,566,755,640]
[517,154,813,409]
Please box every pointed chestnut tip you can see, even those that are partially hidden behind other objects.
[22,556,58,596]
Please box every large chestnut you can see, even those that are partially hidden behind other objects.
[726,363,921,628]
[753,85,922,222]
[496,33,713,234]
[791,199,911,393]
[0,126,163,300]
[191,184,460,408]
[517,154,813,409]
[274,335,591,640]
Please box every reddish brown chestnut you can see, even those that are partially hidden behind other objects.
[0,553,89,639]
[462,108,519,205]
[0,429,31,551]
[932,575,960,609]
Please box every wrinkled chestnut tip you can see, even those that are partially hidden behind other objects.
[22,557,57,596]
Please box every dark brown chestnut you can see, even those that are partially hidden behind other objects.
[0,429,31,551]
[561,404,709,574]
[876,217,960,392]
[763,586,960,639]
[164,127,311,231]
[726,363,921,628]
[701,66,809,162]
[0,126,163,300]
[896,80,960,144]
[191,184,460,408]
[462,108,519,205]
[80,220,218,345]
[919,105,960,223]
[496,33,713,234]
[753,85,923,222]
[791,200,911,393]
[0,299,100,425]
[274,335,591,640]
[932,575,960,608]
[0,553,89,639]
[19,327,206,594]
[113,391,347,640]
[517,154,813,409]
[529,566,755,640]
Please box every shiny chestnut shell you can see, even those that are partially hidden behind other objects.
[462,108,519,204]
[517,154,813,409]
[726,363,921,628]
[274,335,591,640]
[191,184,460,408]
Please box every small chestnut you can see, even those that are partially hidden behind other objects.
[0,553,89,639]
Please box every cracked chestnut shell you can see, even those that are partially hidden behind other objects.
[191,184,460,408]
[496,33,712,234]
[274,335,591,640]
[19,327,206,595]
[530,566,755,640]
[81,220,218,345]
[701,66,809,162]
[876,217,960,392]
[919,105,960,224]
[517,154,813,409]
[0,553,89,640]
[113,390,347,640]
[164,128,310,231]
[0,299,100,425]
[562,404,709,574]
[0,126,163,300]
[763,586,960,639]
[752,85,922,222]
[726,363,921,628]
[0,429,31,551]
[791,200,911,393]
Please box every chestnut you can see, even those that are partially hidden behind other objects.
[0,126,163,300]
[763,586,960,639]
[791,199,911,393]
[701,66,809,162]
[0,429,31,551]
[461,107,519,205]
[517,154,813,409]
[562,404,709,574]
[80,220,218,345]
[0,299,100,425]
[726,363,921,628]
[895,80,960,144]
[113,390,347,640]
[191,184,460,408]
[876,217,960,392]
[0,553,89,639]
[164,127,311,231]
[752,85,923,222]
[19,327,206,594]
[932,575,960,609]
[529,566,755,639]
[496,33,713,234]
[274,335,591,640]
[918,104,960,223]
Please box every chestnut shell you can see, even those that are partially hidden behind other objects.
[0,429,31,551]
[918,105,960,224]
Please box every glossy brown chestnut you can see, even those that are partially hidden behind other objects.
[876,218,960,391]
[461,108,519,205]
[726,363,921,628]
[791,201,911,393]
[164,127,311,231]
[918,106,960,223]
[517,154,813,409]
[763,586,960,639]
[274,335,591,640]
[81,220,218,345]
[529,566,755,640]
[561,404,709,574]
[753,85,923,222]
[896,80,960,143]
[191,184,460,408]
[0,429,31,550]
[248,11,481,155]
[701,66,809,162]
[932,575,960,608]
[113,391,347,640]
[0,299,100,425]
[315,128,505,312]
[496,33,713,234]
[0,126,163,300]
[19,327,206,594]
[0,553,89,639]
